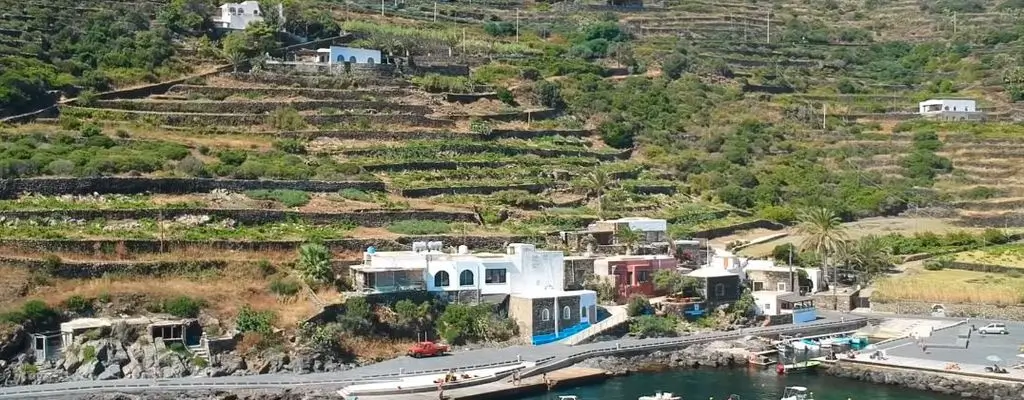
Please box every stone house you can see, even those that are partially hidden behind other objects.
[508,290,597,345]
[744,262,796,293]
[687,267,742,306]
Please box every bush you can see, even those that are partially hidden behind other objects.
[496,88,516,106]
[192,356,209,368]
[268,276,302,296]
[236,306,276,334]
[82,345,96,362]
[626,294,651,317]
[167,342,188,354]
[983,228,1010,245]
[629,315,678,338]
[757,205,797,224]
[175,155,205,176]
[437,303,514,345]
[20,364,38,375]
[162,296,205,318]
[62,295,93,314]
[338,188,375,202]
[267,107,306,130]
[599,121,635,149]
[536,81,564,109]
[0,300,60,328]
[244,189,311,207]
[273,139,306,154]
[412,74,473,93]
[386,220,452,235]
[491,190,552,209]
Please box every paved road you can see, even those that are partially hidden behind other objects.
[877,318,1024,367]
[0,312,867,399]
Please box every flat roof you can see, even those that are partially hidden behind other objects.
[512,289,596,299]
[601,254,675,262]
[778,293,813,303]
[744,265,794,273]
[688,267,738,278]
[351,264,425,272]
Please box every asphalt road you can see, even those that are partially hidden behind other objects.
[878,319,1024,366]
[0,312,867,399]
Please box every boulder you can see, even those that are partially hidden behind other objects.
[75,360,103,379]
[96,364,123,380]
[62,351,82,374]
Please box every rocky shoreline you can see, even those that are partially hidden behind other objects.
[574,338,765,374]
[825,361,1024,400]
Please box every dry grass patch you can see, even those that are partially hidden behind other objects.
[344,336,418,363]
[873,267,1024,305]
[954,244,1024,268]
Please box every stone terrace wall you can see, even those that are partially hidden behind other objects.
[485,129,593,139]
[0,256,229,279]
[871,301,1024,320]
[0,177,383,199]
[344,143,625,161]
[165,84,414,100]
[0,209,480,227]
[93,99,433,115]
[61,107,456,128]
[444,92,497,103]
[450,108,559,122]
[691,219,785,239]
[0,235,540,255]
[223,72,415,88]
[274,128,594,141]
[399,183,547,197]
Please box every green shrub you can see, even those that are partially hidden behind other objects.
[437,303,514,345]
[268,276,302,296]
[236,306,276,334]
[244,189,311,207]
[62,295,93,314]
[491,190,552,209]
[386,220,452,235]
[338,188,375,202]
[629,315,678,338]
[162,296,205,318]
[167,342,188,354]
[412,74,472,93]
[82,345,96,362]
[267,107,306,130]
[192,356,209,368]
[495,88,516,105]
[20,364,38,375]
[626,295,651,317]
[273,139,306,154]
[297,242,333,284]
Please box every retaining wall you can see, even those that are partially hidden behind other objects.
[273,128,593,141]
[691,219,785,240]
[0,235,541,256]
[399,183,547,197]
[61,106,456,128]
[344,143,626,161]
[450,108,559,122]
[826,361,1024,400]
[222,72,415,89]
[0,256,229,279]
[165,84,413,100]
[871,301,1024,320]
[444,92,498,103]
[0,177,383,199]
[0,209,479,227]
[92,99,432,115]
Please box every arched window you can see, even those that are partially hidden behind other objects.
[367,57,375,65]
[541,308,550,321]
[581,306,588,319]
[349,56,357,64]
[434,271,450,287]
[460,270,474,286]
[562,306,571,320]
[228,7,237,14]
[337,55,345,63]
[253,9,260,15]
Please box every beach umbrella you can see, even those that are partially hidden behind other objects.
[987,355,1002,363]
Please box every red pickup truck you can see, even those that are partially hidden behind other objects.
[407,341,449,358]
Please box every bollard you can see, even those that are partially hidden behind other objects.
[616,342,621,350]
[517,354,521,362]
[399,368,404,375]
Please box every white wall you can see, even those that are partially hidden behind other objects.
[752,292,780,316]
[327,46,382,64]
[920,99,976,113]
[509,244,565,294]
[578,291,597,324]
[217,1,265,30]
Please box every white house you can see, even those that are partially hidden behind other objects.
[918,99,983,121]
[316,46,382,64]
[350,242,596,344]
[213,1,282,30]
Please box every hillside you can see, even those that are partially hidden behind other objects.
[1,0,1024,372]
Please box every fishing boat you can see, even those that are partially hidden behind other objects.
[638,392,682,400]
[558,396,580,400]
[780,386,814,400]
[776,360,822,374]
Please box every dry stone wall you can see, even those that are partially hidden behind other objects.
[0,177,383,198]
[93,99,433,115]
[399,183,547,197]
[165,84,413,100]
[61,107,456,128]
[871,301,1024,320]
[0,209,479,227]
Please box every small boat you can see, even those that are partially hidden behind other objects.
[558,396,580,400]
[638,392,682,400]
[776,360,821,374]
[780,386,814,400]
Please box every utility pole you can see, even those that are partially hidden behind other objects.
[766,11,771,44]
[822,103,827,131]
[380,0,384,16]
[515,9,520,42]
[789,245,795,293]
[433,1,437,22]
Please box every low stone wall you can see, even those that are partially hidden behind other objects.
[444,92,497,103]
[0,177,383,199]
[344,143,624,161]
[92,99,432,115]
[165,84,412,100]
[742,84,794,94]
[0,235,540,256]
[450,108,559,122]
[277,130,466,141]
[399,183,547,197]
[223,72,414,89]
[628,185,676,195]
[484,129,593,139]
[0,256,228,279]
[943,261,1020,274]
[826,361,1024,400]
[691,219,785,240]
[871,301,1024,320]
[62,106,456,128]
[0,209,480,227]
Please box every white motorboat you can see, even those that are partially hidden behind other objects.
[558,396,580,400]
[638,392,682,400]
[780,386,814,400]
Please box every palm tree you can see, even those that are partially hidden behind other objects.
[581,170,611,219]
[841,235,894,283]
[615,227,642,255]
[795,207,847,308]
[297,242,333,283]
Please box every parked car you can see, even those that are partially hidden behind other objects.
[407,341,449,358]
[979,323,1009,335]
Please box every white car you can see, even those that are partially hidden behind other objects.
[978,323,1009,335]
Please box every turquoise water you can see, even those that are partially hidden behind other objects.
[517,368,959,400]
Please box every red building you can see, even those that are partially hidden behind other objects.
[594,255,678,300]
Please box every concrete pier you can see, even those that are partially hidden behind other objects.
[360,367,610,400]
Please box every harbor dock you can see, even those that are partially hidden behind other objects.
[356,367,610,400]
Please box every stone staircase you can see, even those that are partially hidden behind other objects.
[187,343,209,362]
[560,307,630,346]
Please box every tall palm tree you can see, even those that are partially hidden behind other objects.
[842,235,894,283]
[582,170,611,219]
[615,227,642,255]
[795,207,847,308]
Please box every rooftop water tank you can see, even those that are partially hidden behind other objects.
[458,245,469,255]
